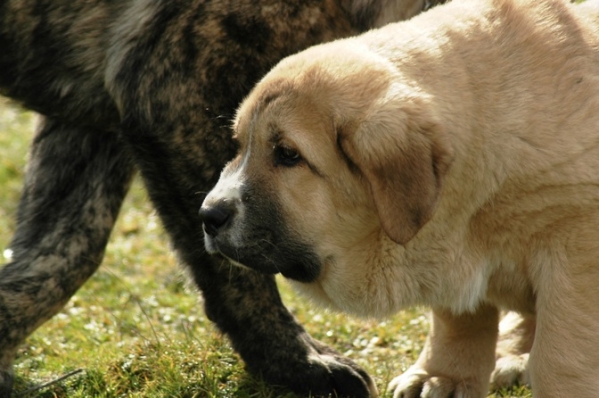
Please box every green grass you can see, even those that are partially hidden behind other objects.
[0,99,530,397]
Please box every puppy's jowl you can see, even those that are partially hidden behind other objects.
[0,0,440,396]
[202,0,599,396]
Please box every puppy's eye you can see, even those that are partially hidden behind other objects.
[274,145,302,167]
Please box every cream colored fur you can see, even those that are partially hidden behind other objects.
[213,0,599,395]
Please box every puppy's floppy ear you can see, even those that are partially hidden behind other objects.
[339,98,453,244]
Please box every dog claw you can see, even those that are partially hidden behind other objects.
[389,369,485,398]
[277,335,378,397]
[301,355,377,397]
[315,354,378,398]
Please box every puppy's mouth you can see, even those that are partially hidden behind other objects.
[204,233,322,283]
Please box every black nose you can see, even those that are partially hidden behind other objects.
[199,202,235,236]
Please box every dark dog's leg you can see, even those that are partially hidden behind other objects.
[191,258,377,397]
[114,126,376,397]
[106,1,378,394]
[112,98,375,398]
[0,118,133,396]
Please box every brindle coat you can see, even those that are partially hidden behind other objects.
[0,0,439,396]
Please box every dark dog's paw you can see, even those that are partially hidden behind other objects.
[304,340,378,398]
[261,333,377,398]
[0,367,14,398]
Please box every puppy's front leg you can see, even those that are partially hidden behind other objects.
[491,312,534,390]
[390,304,499,398]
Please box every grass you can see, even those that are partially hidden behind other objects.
[0,99,531,397]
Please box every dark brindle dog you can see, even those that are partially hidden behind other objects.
[0,0,438,396]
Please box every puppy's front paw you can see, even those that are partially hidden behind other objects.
[389,367,485,398]
[490,353,529,390]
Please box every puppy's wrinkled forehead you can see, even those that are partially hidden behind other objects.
[234,83,291,143]
[234,76,338,155]
[233,44,395,165]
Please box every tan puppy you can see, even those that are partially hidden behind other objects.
[200,0,599,396]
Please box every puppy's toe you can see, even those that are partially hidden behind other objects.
[490,353,530,390]
[389,370,427,398]
[390,368,486,398]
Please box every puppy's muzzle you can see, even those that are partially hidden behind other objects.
[199,200,236,237]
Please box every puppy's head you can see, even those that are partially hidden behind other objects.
[200,42,453,283]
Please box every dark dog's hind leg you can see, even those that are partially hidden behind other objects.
[0,118,133,396]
